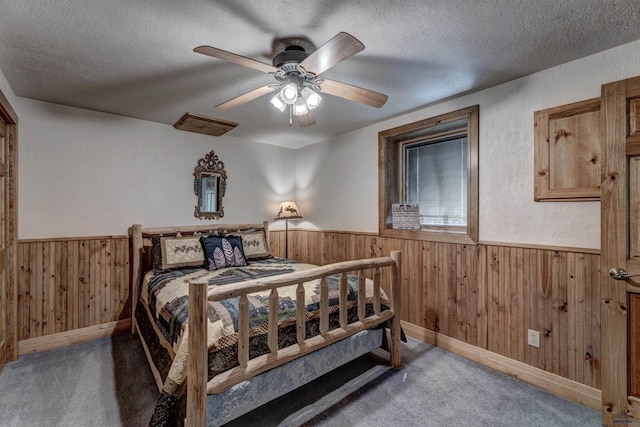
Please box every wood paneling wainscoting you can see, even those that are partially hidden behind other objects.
[16,236,131,354]
[269,229,602,408]
[11,230,601,408]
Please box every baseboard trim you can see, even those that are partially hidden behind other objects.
[18,319,132,355]
[401,321,601,411]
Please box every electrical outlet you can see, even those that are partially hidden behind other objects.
[528,329,540,348]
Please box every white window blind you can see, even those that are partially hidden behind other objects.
[404,135,468,226]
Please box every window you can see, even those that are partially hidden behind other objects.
[378,105,478,244]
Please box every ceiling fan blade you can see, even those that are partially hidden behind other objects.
[216,85,276,110]
[194,45,278,74]
[298,110,316,127]
[319,79,388,108]
[299,32,364,75]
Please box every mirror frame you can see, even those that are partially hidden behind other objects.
[193,150,227,220]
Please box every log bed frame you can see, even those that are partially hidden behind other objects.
[131,221,402,427]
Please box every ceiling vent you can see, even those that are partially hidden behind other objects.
[173,113,238,137]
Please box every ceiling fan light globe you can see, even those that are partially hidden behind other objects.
[302,87,321,110]
[270,94,286,112]
[293,97,309,116]
[281,82,298,104]
[309,95,321,109]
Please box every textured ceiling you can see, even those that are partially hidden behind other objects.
[1,0,640,149]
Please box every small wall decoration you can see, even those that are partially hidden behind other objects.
[392,203,420,230]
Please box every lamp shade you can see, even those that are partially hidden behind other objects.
[274,201,303,220]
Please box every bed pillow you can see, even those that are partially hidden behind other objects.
[232,230,271,260]
[152,235,206,273]
[200,235,248,270]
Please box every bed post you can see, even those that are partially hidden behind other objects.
[262,220,270,253]
[131,224,142,334]
[389,250,402,368]
[187,281,208,427]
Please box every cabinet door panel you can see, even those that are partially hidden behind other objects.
[534,98,600,201]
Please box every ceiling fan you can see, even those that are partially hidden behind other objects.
[194,32,388,127]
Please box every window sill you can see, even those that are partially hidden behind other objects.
[379,227,478,245]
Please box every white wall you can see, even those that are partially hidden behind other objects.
[17,98,296,239]
[295,39,640,250]
[0,67,16,109]
[16,38,640,245]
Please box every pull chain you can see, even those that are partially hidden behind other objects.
[289,104,293,126]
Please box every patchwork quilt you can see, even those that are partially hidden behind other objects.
[135,258,389,426]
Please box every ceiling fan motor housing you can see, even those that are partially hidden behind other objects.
[272,45,309,68]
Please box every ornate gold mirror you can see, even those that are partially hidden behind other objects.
[193,150,227,220]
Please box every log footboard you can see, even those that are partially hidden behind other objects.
[186,251,402,426]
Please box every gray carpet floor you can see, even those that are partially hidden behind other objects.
[0,333,601,426]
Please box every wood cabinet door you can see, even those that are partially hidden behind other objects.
[534,99,601,201]
[601,76,640,425]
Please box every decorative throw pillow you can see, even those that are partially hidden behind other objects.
[152,235,206,273]
[233,230,271,260]
[200,235,248,270]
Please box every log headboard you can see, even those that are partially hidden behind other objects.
[129,221,270,332]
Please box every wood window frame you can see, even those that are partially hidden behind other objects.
[378,105,479,244]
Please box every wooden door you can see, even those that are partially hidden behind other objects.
[0,89,17,368]
[0,120,5,371]
[601,76,640,425]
